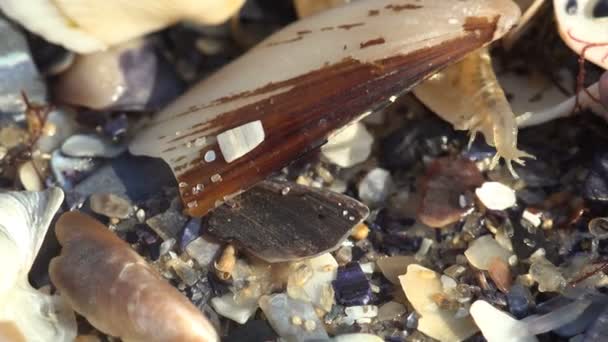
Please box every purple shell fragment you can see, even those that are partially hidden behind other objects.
[332,263,371,306]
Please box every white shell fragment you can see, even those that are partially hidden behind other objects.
[400,264,479,342]
[210,293,259,324]
[555,0,608,69]
[217,120,265,163]
[322,122,374,168]
[475,182,517,210]
[471,300,537,342]
[0,0,246,53]
[61,134,126,158]
[0,188,77,342]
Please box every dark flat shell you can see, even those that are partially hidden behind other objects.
[207,180,369,262]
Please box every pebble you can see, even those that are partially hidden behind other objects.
[145,199,188,241]
[61,134,126,158]
[35,107,80,153]
[259,293,329,342]
[332,263,371,306]
[89,193,133,219]
[417,157,484,228]
[583,153,608,202]
[399,264,479,342]
[67,154,176,208]
[465,235,513,271]
[475,182,517,210]
[180,217,202,250]
[166,257,200,286]
[358,168,393,206]
[529,254,566,293]
[210,292,259,324]
[0,18,46,114]
[488,257,512,293]
[321,122,373,168]
[54,39,182,111]
[470,300,536,342]
[507,284,534,319]
[50,150,98,190]
[377,301,407,322]
[376,255,417,285]
[185,235,223,269]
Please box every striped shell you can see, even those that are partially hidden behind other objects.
[129,0,521,217]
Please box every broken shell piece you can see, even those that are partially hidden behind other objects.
[400,264,479,342]
[516,81,608,126]
[471,300,537,342]
[0,188,77,342]
[321,122,374,168]
[475,181,517,210]
[129,0,521,217]
[49,211,218,342]
[207,180,368,262]
[288,253,338,312]
[555,0,608,69]
[0,0,246,53]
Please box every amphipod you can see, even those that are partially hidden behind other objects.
[130,0,521,217]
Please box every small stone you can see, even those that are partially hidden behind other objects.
[470,300,536,342]
[588,217,608,239]
[335,246,353,264]
[376,255,417,285]
[507,284,534,319]
[321,122,373,168]
[332,263,371,306]
[259,293,329,341]
[476,182,517,210]
[159,238,176,256]
[36,108,79,154]
[211,292,259,324]
[185,236,222,268]
[54,39,182,111]
[377,301,407,321]
[166,257,200,286]
[62,134,126,158]
[417,157,484,228]
[358,168,393,206]
[180,218,202,250]
[51,150,98,190]
[89,193,133,219]
[67,154,176,208]
[400,264,479,341]
[488,257,512,293]
[465,235,513,270]
[351,223,370,241]
[583,153,608,202]
[146,200,188,241]
[0,18,46,114]
[529,255,566,293]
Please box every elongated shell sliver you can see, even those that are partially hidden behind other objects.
[129,0,521,217]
